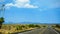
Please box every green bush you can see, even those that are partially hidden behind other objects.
[28,24,40,28]
[43,26,46,27]
[16,25,22,30]
[55,24,60,28]
[28,24,35,28]
[34,25,40,28]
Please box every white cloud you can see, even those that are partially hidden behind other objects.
[5,3,13,8]
[5,0,38,8]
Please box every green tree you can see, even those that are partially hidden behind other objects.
[0,17,4,29]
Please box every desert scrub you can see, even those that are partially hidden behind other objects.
[15,25,23,30]
[0,24,41,34]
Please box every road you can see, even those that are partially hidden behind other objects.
[13,27,60,34]
[42,27,59,34]
[12,28,44,34]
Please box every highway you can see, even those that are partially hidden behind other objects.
[12,27,60,34]
[12,28,44,34]
[42,28,59,34]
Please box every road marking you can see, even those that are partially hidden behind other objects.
[51,28,59,34]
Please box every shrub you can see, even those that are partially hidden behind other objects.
[28,24,35,28]
[34,25,40,28]
[16,25,22,30]
[55,24,60,28]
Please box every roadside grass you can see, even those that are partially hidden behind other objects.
[52,24,60,32]
[0,24,42,34]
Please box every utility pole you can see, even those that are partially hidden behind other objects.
[0,0,5,29]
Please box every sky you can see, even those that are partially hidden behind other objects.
[0,0,60,24]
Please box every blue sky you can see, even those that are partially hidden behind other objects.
[0,0,60,24]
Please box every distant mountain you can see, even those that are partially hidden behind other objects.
[3,22,60,24]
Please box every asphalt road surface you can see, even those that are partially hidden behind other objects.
[42,28,60,34]
[14,27,60,34]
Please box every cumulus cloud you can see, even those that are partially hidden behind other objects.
[5,0,38,8]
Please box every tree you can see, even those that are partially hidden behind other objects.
[0,17,4,29]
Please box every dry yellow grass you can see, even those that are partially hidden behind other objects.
[0,24,41,34]
[55,28,60,31]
